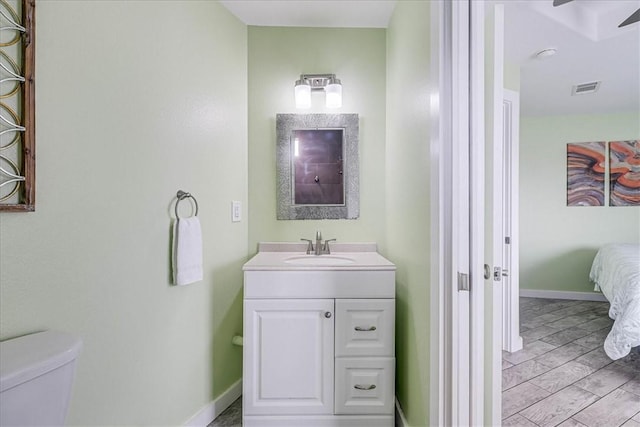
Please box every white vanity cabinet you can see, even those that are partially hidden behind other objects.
[242,243,396,427]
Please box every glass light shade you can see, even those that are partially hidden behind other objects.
[295,80,311,109]
[325,80,342,108]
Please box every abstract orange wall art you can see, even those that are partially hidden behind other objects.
[567,142,606,206]
[609,140,640,207]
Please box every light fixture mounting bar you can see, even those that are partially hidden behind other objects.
[299,74,337,91]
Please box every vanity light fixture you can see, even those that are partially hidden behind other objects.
[294,74,342,109]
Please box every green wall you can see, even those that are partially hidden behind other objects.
[247,15,433,425]
[0,4,439,425]
[0,1,247,425]
[504,61,520,92]
[247,27,387,252]
[386,2,431,426]
[520,112,640,293]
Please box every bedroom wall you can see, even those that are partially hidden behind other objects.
[504,60,520,92]
[519,111,640,294]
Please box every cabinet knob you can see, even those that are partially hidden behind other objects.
[354,384,376,390]
[324,312,332,318]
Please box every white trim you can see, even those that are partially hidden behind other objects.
[451,1,471,424]
[486,4,505,425]
[395,398,408,427]
[469,1,485,425]
[183,379,242,427]
[520,289,607,302]
[429,1,447,426]
[502,89,523,354]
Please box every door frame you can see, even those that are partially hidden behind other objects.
[502,89,523,353]
[430,1,485,425]
[469,1,487,424]
[486,3,506,424]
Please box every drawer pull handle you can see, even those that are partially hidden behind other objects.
[355,326,377,332]
[354,384,377,390]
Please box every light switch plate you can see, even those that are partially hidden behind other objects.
[232,201,241,222]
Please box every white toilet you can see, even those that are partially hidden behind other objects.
[0,330,82,426]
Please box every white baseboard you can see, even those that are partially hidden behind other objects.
[395,397,407,427]
[520,289,607,302]
[184,378,242,427]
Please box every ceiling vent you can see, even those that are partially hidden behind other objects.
[572,81,601,96]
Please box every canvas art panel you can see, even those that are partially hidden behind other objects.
[567,142,606,206]
[609,140,640,207]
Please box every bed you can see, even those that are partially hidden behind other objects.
[589,243,640,360]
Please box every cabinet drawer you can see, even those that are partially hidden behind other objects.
[335,299,394,357]
[335,357,395,415]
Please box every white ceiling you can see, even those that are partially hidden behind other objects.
[504,0,640,116]
[219,0,397,28]
[220,0,640,116]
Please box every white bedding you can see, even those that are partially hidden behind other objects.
[589,243,640,360]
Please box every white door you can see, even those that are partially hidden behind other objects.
[243,299,334,415]
[430,1,480,425]
[502,90,523,353]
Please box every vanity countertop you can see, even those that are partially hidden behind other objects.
[242,242,396,272]
[243,242,396,298]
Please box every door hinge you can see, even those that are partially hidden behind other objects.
[458,272,469,291]
[505,236,511,244]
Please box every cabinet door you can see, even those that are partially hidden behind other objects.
[244,299,334,415]
[335,299,395,357]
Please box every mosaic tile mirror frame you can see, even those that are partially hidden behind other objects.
[276,113,359,220]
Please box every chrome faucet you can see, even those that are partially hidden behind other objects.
[300,231,336,255]
[323,239,336,255]
[315,231,323,255]
[301,238,313,254]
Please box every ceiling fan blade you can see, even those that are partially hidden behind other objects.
[619,8,640,28]
[553,0,574,6]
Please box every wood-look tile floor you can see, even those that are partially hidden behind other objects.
[208,397,241,427]
[503,297,640,427]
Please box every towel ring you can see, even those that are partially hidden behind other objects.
[175,190,198,218]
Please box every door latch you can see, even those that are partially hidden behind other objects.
[458,272,469,291]
[494,267,502,282]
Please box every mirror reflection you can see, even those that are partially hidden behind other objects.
[292,129,345,206]
[276,113,359,220]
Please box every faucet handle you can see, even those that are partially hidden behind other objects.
[301,239,313,254]
[323,239,336,254]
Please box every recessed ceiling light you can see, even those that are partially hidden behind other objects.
[535,48,557,59]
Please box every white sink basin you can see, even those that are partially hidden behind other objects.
[284,255,356,266]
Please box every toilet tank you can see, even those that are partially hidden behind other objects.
[0,331,82,427]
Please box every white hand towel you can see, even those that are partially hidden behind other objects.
[172,217,203,286]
